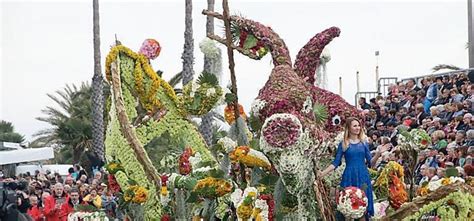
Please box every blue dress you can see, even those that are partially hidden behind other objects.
[332,141,374,217]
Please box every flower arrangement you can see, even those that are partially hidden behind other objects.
[123,185,148,204]
[138,39,161,60]
[374,161,407,209]
[193,177,233,198]
[231,22,269,59]
[229,146,272,170]
[398,128,431,150]
[337,186,368,219]
[181,72,223,116]
[231,187,272,221]
[224,103,247,124]
[178,148,194,175]
[67,211,109,221]
[250,99,266,118]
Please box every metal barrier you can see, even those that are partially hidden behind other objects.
[401,68,474,88]
[354,91,379,107]
[378,77,398,97]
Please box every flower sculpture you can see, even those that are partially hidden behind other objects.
[204,10,361,219]
[104,40,221,219]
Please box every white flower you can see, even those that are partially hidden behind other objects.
[428,179,443,191]
[250,99,266,117]
[206,87,216,96]
[218,137,237,153]
[190,91,195,98]
[243,187,258,198]
[301,96,313,114]
[449,176,465,184]
[230,188,243,206]
[199,38,220,59]
[193,166,213,173]
[255,199,269,220]
[191,81,200,93]
[189,152,202,168]
[337,188,367,219]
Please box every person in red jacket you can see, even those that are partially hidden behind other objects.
[43,183,67,221]
[27,195,44,221]
[60,188,87,221]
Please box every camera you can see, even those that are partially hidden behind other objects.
[0,181,21,221]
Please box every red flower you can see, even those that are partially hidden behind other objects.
[421,139,428,146]
[179,148,194,175]
[161,214,171,221]
[108,174,121,193]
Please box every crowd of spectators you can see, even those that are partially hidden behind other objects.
[0,165,119,221]
[358,73,474,189]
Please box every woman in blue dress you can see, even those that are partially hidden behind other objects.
[319,117,374,220]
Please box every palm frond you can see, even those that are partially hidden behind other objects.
[197,72,219,86]
[168,71,183,88]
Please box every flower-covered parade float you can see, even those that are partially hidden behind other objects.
[100,3,474,221]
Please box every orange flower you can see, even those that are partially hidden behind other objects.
[224,104,247,124]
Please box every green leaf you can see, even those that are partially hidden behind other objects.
[248,115,262,134]
[197,72,219,86]
[224,93,237,104]
[259,174,279,186]
[313,103,329,125]
[186,192,199,203]
[243,34,258,49]
[249,138,260,151]
[183,178,198,190]
[209,169,225,179]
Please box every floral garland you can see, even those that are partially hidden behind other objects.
[67,211,109,221]
[105,45,178,111]
[337,186,368,219]
[403,191,474,220]
[229,146,272,170]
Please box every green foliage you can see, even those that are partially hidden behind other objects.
[0,120,25,143]
[313,103,329,125]
[197,72,219,87]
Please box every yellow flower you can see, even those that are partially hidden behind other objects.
[161,186,168,196]
[252,208,262,220]
[441,178,451,186]
[237,204,253,220]
[132,186,148,204]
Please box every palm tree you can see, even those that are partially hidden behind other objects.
[33,83,93,164]
[91,0,105,164]
[199,0,217,146]
[181,0,194,85]
[0,120,25,143]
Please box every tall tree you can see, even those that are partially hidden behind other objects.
[91,0,105,163]
[181,0,194,85]
[199,0,217,146]
[33,83,93,164]
[0,120,25,143]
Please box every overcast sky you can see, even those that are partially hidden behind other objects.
[1,0,470,142]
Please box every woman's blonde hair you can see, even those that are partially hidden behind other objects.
[342,117,367,151]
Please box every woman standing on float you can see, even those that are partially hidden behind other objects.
[319,117,374,220]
